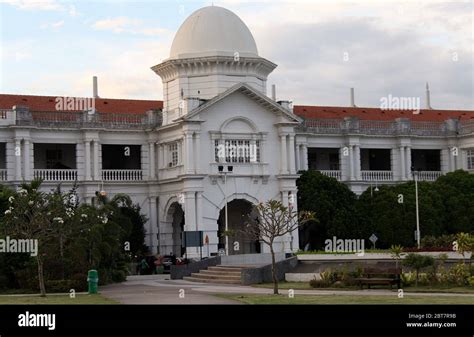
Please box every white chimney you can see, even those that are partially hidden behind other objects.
[350,87,356,107]
[93,76,99,98]
[271,84,276,101]
[425,82,432,109]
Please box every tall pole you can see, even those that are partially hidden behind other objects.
[414,171,421,248]
[224,173,229,255]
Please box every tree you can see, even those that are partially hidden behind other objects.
[402,253,435,287]
[390,244,404,270]
[297,171,357,249]
[244,200,314,294]
[3,179,57,296]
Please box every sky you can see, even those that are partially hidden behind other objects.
[0,0,473,109]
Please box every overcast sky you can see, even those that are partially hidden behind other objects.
[0,0,472,109]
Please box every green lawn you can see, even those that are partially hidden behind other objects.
[253,282,474,293]
[217,293,474,305]
[0,294,118,304]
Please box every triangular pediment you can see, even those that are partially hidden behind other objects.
[179,83,302,124]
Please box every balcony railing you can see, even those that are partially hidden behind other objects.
[361,170,393,181]
[34,169,78,181]
[416,171,443,181]
[102,169,143,181]
[12,109,162,129]
[319,170,342,180]
[0,169,7,181]
[299,118,472,137]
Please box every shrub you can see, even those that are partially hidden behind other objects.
[401,272,416,287]
[45,280,87,293]
[309,278,331,288]
[469,276,474,287]
[446,262,470,286]
[402,253,435,286]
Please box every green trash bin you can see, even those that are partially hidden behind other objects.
[87,269,99,294]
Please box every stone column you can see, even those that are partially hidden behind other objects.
[15,138,22,180]
[194,133,200,172]
[295,144,300,172]
[177,141,182,165]
[196,192,203,231]
[93,139,100,180]
[349,145,355,180]
[302,144,308,171]
[280,134,288,174]
[148,197,158,253]
[288,135,296,174]
[84,141,91,180]
[354,144,361,180]
[406,146,412,179]
[149,142,155,179]
[23,139,31,180]
[399,146,406,180]
[185,132,194,174]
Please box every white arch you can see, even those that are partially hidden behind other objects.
[220,116,258,133]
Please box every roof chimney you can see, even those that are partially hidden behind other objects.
[271,84,276,101]
[425,82,432,109]
[93,76,99,98]
[350,87,356,107]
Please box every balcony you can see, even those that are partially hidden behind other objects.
[319,170,342,180]
[34,169,78,181]
[299,117,472,137]
[416,171,443,182]
[361,170,393,181]
[9,108,162,130]
[101,169,143,181]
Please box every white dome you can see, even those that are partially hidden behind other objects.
[170,6,258,59]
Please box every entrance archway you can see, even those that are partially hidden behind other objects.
[217,199,260,255]
[165,202,185,257]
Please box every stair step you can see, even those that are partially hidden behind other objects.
[200,270,241,276]
[208,266,245,272]
[191,273,241,280]
[183,276,241,284]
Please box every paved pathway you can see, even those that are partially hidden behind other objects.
[100,275,474,304]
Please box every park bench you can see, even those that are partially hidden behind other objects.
[355,267,401,289]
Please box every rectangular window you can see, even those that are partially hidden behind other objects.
[467,149,474,170]
[46,149,62,169]
[214,139,260,163]
[168,142,178,167]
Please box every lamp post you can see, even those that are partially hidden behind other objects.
[218,165,233,255]
[411,166,421,249]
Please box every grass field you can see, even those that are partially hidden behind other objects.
[217,293,474,305]
[252,282,474,293]
[0,294,118,305]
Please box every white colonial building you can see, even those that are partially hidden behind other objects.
[0,6,473,257]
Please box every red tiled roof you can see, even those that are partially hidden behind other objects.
[1,94,472,121]
[0,94,162,114]
[293,105,474,121]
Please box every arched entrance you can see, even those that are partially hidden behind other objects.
[217,199,261,255]
[166,202,185,257]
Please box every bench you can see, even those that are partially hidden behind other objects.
[355,267,401,289]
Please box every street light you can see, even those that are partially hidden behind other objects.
[218,165,233,255]
[411,166,421,249]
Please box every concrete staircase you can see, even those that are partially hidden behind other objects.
[183,265,245,284]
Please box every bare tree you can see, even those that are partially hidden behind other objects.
[244,199,315,295]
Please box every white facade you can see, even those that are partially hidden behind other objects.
[0,6,472,257]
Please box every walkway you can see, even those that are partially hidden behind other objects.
[100,275,474,304]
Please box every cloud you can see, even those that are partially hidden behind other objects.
[40,20,64,30]
[3,0,64,11]
[92,16,171,36]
